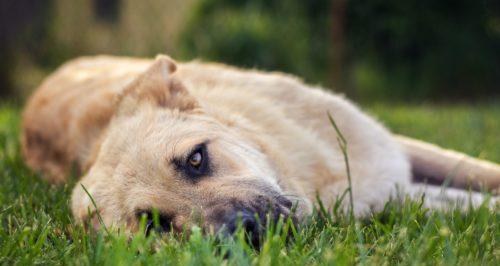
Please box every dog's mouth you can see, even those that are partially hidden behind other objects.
[136,195,297,247]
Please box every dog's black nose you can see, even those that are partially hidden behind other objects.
[226,209,261,246]
[240,212,259,235]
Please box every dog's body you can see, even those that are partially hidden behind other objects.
[22,55,499,232]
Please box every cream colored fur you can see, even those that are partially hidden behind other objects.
[21,55,500,231]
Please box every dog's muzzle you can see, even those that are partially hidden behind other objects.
[137,195,297,247]
[213,195,297,247]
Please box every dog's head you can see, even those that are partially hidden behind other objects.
[71,56,302,239]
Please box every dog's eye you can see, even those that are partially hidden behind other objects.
[188,151,202,168]
[177,143,210,178]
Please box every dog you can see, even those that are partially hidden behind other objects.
[21,55,500,235]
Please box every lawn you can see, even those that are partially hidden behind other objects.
[0,103,499,265]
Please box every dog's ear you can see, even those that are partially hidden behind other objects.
[117,55,199,115]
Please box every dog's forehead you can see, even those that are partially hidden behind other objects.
[144,119,221,151]
[109,109,245,159]
[116,108,218,139]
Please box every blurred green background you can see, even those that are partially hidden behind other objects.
[1,0,499,103]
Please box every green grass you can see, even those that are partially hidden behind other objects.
[368,103,500,163]
[1,103,499,265]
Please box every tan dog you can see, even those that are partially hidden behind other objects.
[21,55,500,234]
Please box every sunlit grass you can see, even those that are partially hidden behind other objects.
[0,104,499,265]
[368,102,500,162]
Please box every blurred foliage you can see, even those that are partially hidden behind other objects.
[0,0,195,101]
[0,0,53,100]
[178,0,500,102]
[1,0,499,102]
[178,0,332,87]
[346,0,500,101]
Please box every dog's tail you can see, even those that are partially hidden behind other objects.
[395,135,500,193]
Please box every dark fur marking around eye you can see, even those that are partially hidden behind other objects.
[172,141,211,180]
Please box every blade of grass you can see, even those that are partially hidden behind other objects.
[327,112,354,220]
[328,112,368,262]
[81,184,110,235]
